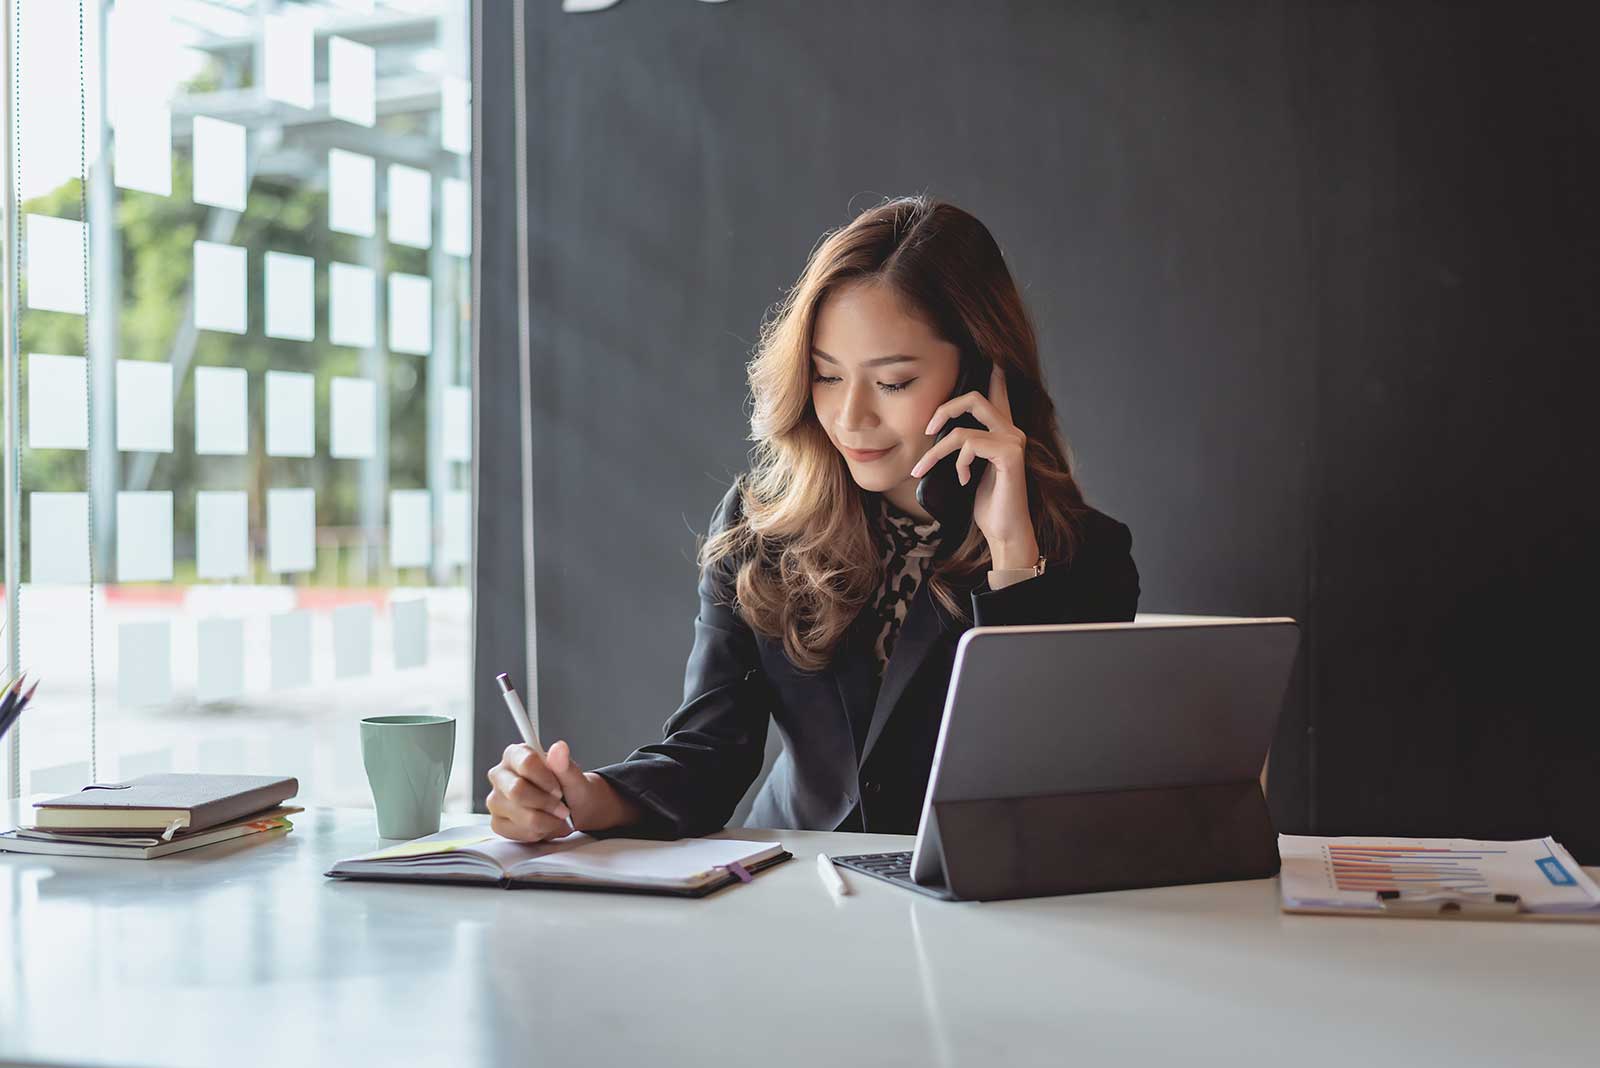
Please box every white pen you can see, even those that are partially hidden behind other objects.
[496,673,572,831]
[817,853,850,900]
[495,672,544,757]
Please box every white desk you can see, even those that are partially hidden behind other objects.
[2,806,1596,1068]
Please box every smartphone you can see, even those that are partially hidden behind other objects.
[914,352,992,528]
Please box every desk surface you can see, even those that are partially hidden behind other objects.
[2,806,1597,1068]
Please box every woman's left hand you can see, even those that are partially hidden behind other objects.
[909,363,1040,570]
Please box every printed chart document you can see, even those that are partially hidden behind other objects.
[1279,835,1600,915]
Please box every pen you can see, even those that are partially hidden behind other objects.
[495,672,544,756]
[817,853,850,900]
[496,672,571,831]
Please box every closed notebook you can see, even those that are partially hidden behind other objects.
[326,825,791,897]
[30,773,300,833]
[0,808,298,860]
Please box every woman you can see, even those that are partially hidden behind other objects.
[486,195,1140,841]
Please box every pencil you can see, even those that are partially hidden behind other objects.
[0,674,32,744]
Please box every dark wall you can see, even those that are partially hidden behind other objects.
[1296,5,1598,850]
[477,1,1598,857]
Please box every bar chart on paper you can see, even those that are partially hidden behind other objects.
[1277,835,1600,914]
[1324,843,1498,894]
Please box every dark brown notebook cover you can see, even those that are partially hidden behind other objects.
[32,773,300,832]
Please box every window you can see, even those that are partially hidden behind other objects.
[3,0,474,811]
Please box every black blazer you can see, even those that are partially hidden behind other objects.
[592,481,1141,837]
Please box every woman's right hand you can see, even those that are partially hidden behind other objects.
[485,740,642,842]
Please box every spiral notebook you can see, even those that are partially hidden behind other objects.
[326,825,791,897]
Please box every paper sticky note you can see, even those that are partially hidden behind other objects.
[328,36,376,127]
[106,2,179,129]
[198,737,247,773]
[29,492,90,584]
[330,376,377,459]
[265,251,315,341]
[267,488,316,573]
[270,610,313,689]
[366,832,495,860]
[333,603,374,678]
[263,11,314,109]
[194,365,249,455]
[114,106,172,196]
[28,353,88,450]
[192,115,247,212]
[264,730,310,781]
[330,262,377,348]
[392,597,428,669]
[388,273,432,355]
[441,76,471,156]
[194,240,248,334]
[116,360,174,453]
[195,490,250,580]
[443,385,471,462]
[117,491,174,582]
[328,148,375,237]
[442,176,470,258]
[443,490,470,566]
[119,748,175,779]
[266,370,315,457]
[389,490,432,568]
[30,761,91,796]
[387,163,432,250]
[17,4,80,198]
[196,617,246,703]
[26,214,86,314]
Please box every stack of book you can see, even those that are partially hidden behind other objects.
[0,773,301,859]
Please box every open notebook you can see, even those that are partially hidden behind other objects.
[326,825,791,897]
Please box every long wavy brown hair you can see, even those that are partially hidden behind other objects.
[700,195,1091,672]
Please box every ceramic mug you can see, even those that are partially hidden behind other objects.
[359,714,456,839]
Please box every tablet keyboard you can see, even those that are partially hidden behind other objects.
[831,851,954,899]
[835,850,914,880]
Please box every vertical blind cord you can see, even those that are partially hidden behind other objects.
[6,0,23,792]
[76,0,96,782]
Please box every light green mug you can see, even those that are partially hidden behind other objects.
[360,714,456,839]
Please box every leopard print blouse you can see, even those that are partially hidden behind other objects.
[871,495,942,679]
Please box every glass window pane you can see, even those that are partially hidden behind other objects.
[9,1,475,811]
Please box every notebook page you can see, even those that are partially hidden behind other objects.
[332,827,591,876]
[468,831,593,870]
[508,837,783,888]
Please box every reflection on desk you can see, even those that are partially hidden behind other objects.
[1,805,1597,1068]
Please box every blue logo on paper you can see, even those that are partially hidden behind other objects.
[1537,857,1575,886]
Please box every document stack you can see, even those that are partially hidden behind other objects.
[1278,834,1600,922]
[0,773,301,860]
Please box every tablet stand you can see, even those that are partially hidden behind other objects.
[928,779,1279,901]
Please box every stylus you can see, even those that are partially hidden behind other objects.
[817,853,850,899]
